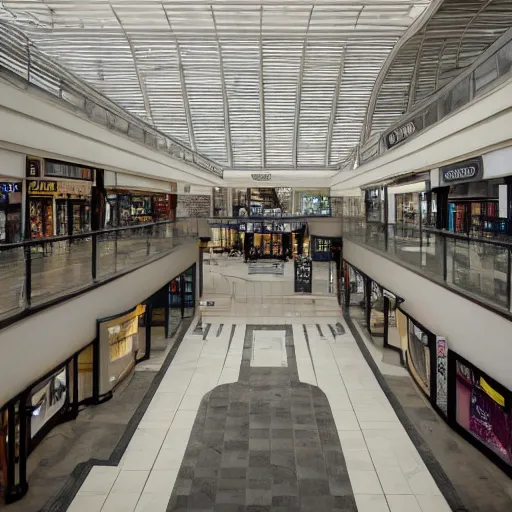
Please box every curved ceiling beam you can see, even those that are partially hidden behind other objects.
[325,50,345,167]
[455,0,494,68]
[362,0,445,143]
[211,6,233,168]
[407,28,427,111]
[162,3,196,152]
[259,5,266,169]
[110,6,154,126]
[292,6,313,168]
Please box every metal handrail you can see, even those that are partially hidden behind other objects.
[340,218,512,315]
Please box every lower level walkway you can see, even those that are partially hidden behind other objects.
[67,299,453,512]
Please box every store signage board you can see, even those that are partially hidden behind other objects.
[251,173,271,181]
[440,157,483,185]
[26,158,41,178]
[45,160,94,181]
[0,183,21,193]
[385,121,417,149]
[28,180,91,196]
[199,300,215,307]
[28,180,58,195]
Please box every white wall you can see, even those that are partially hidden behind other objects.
[223,170,335,188]
[0,81,223,187]
[0,148,24,179]
[307,218,343,238]
[331,77,512,192]
[105,171,176,194]
[177,183,213,196]
[0,243,198,407]
[343,240,512,390]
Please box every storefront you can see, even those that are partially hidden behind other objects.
[242,221,307,260]
[433,156,507,236]
[169,265,196,337]
[26,158,96,239]
[0,340,95,503]
[105,191,176,227]
[450,352,512,475]
[293,189,331,216]
[365,186,386,223]
[97,304,149,400]
[0,182,22,243]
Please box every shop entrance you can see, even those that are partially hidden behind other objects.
[56,200,91,236]
[28,198,53,239]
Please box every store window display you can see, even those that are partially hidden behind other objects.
[0,183,22,243]
[455,355,512,468]
[366,187,384,223]
[293,189,330,216]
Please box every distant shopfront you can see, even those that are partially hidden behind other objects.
[0,182,22,243]
[433,155,510,236]
[105,189,177,227]
[25,158,97,239]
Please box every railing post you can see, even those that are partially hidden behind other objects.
[146,226,151,256]
[24,245,32,308]
[114,230,118,273]
[442,234,448,282]
[508,248,511,312]
[91,233,97,281]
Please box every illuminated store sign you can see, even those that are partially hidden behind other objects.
[440,157,483,185]
[0,183,21,193]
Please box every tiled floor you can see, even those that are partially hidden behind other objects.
[68,297,450,512]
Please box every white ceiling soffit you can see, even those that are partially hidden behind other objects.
[0,0,430,171]
[364,0,512,142]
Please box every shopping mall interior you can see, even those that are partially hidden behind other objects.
[1,1,512,511]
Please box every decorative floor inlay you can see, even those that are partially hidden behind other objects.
[167,325,357,512]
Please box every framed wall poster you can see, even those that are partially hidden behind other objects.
[436,336,448,416]
[453,353,512,468]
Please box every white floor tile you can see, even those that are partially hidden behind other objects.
[345,449,375,471]
[134,492,172,512]
[143,469,179,494]
[375,466,412,495]
[416,494,452,512]
[348,469,383,494]
[153,447,187,470]
[67,493,107,512]
[406,469,442,495]
[333,409,360,431]
[101,492,141,512]
[120,448,160,471]
[338,430,367,451]
[386,494,422,512]
[355,494,390,512]
[78,466,120,495]
[110,470,149,495]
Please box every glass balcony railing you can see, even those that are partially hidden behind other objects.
[340,218,512,314]
[0,219,199,324]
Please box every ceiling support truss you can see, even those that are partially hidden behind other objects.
[407,29,426,111]
[325,50,344,167]
[110,6,154,126]
[259,6,266,169]
[456,0,494,68]
[292,6,313,168]
[162,4,197,152]
[211,6,233,168]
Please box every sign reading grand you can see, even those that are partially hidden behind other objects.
[440,157,483,185]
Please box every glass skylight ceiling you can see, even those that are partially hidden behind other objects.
[0,1,432,169]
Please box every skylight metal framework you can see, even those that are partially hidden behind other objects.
[0,0,431,170]
[364,0,512,142]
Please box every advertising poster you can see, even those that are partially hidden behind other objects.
[455,358,512,464]
[436,337,448,416]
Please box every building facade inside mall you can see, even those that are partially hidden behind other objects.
[1,1,512,511]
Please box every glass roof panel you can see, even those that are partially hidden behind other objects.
[1,0,434,169]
